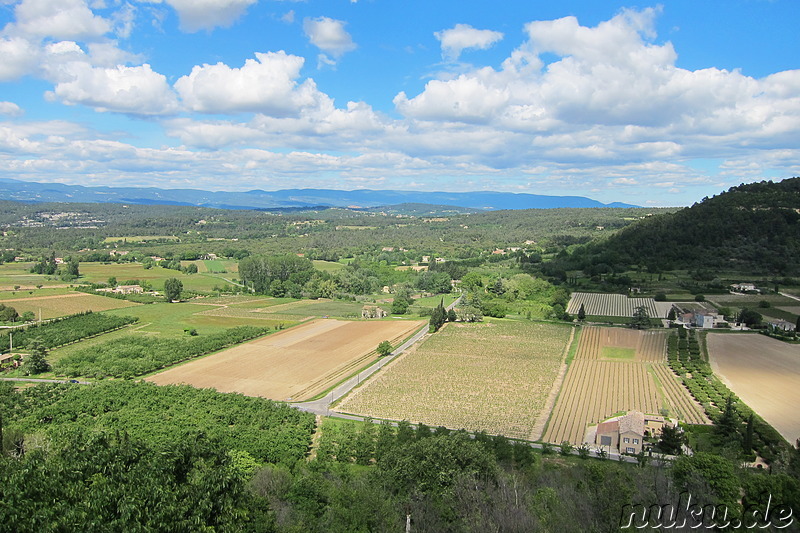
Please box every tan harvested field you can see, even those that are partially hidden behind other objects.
[708,333,800,444]
[2,292,139,318]
[335,320,572,440]
[147,318,424,401]
[543,326,708,445]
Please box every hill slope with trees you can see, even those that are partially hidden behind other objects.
[563,178,800,276]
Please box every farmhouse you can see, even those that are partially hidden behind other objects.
[97,284,144,295]
[361,306,388,319]
[731,283,758,293]
[594,411,667,454]
[768,319,796,332]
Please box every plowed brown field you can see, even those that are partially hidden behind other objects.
[708,333,800,444]
[147,319,424,401]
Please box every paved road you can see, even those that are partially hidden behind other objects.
[0,377,90,384]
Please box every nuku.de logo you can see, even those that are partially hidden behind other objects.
[620,492,794,529]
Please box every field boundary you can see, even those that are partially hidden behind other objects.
[530,325,577,441]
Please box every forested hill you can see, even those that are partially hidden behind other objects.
[0,178,636,211]
[570,178,800,275]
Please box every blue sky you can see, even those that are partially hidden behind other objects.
[0,0,798,206]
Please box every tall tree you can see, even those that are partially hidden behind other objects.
[429,298,446,332]
[577,303,586,321]
[23,339,50,375]
[630,305,652,329]
[164,278,183,302]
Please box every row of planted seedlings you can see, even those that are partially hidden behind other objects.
[666,327,789,463]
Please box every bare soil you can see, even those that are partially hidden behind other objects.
[707,333,800,444]
[147,318,424,401]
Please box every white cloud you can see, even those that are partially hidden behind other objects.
[0,102,23,117]
[303,17,356,59]
[14,0,112,40]
[47,63,179,115]
[434,23,503,61]
[0,37,39,81]
[174,51,326,116]
[156,0,257,32]
[392,7,800,174]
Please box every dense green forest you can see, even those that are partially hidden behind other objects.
[552,178,800,277]
[2,383,799,532]
[0,200,669,260]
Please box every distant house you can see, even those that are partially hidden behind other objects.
[361,306,388,319]
[117,285,144,294]
[594,411,667,454]
[695,313,716,329]
[731,283,757,293]
[768,319,796,332]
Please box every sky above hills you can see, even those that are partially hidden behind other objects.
[0,0,798,206]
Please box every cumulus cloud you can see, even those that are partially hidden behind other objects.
[303,17,356,59]
[174,51,327,116]
[434,23,503,61]
[0,37,39,81]
[0,101,23,117]
[393,6,800,172]
[155,0,258,32]
[47,62,179,115]
[13,0,112,40]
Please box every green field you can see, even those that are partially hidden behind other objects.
[49,299,294,364]
[312,260,346,272]
[0,262,67,290]
[0,286,74,301]
[600,346,636,360]
[79,263,238,291]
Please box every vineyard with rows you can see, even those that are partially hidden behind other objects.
[53,326,269,379]
[0,311,138,352]
[542,326,708,445]
[335,320,572,439]
[566,292,670,318]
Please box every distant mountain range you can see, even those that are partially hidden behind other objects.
[0,178,637,211]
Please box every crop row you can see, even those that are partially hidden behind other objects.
[543,359,660,445]
[53,326,269,379]
[566,292,661,318]
[0,311,138,352]
[576,326,666,362]
[336,321,571,440]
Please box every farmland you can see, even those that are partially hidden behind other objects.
[542,326,708,445]
[147,318,425,401]
[566,292,672,318]
[0,292,138,319]
[79,263,237,292]
[707,333,800,443]
[335,320,572,439]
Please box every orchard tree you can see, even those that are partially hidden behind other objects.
[376,340,393,356]
[164,278,183,302]
[23,339,50,375]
